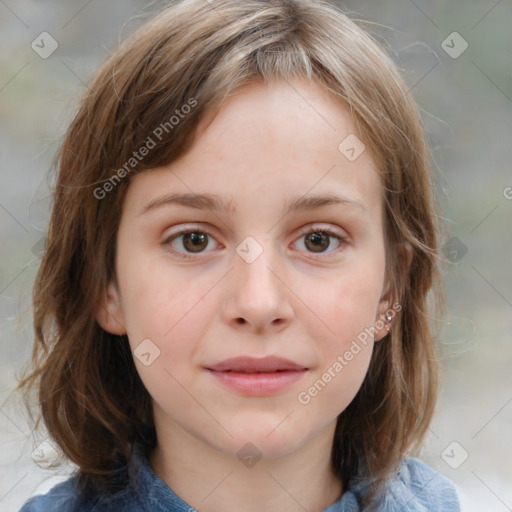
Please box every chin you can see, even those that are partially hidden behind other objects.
[219,420,310,460]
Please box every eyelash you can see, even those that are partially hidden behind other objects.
[162,225,348,261]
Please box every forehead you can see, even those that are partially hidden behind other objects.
[126,78,383,224]
[195,78,361,161]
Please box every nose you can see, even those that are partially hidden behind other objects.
[221,245,294,334]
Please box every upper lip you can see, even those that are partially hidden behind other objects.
[205,356,308,373]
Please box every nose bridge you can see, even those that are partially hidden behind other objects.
[235,239,282,302]
[223,236,293,330]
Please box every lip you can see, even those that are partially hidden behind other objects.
[204,356,308,396]
[205,356,308,373]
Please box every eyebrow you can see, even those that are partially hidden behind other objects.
[139,192,368,216]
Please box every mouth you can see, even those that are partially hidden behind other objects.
[205,355,308,373]
[204,356,308,395]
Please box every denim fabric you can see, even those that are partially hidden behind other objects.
[19,445,460,512]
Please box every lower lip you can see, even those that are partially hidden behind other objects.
[206,369,307,396]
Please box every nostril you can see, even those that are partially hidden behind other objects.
[235,318,246,325]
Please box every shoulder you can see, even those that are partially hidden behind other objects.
[389,457,462,511]
[18,443,194,512]
[19,478,84,512]
[347,457,462,511]
[17,477,133,512]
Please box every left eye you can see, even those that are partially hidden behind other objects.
[294,230,344,254]
[165,230,217,254]
[163,227,345,259]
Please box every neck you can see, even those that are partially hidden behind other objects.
[149,420,343,512]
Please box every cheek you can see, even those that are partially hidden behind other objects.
[116,249,219,383]
[296,340,373,423]
[294,264,383,412]
[120,278,215,416]
[117,244,212,339]
[306,263,385,340]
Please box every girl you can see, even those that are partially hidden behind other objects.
[19,0,464,510]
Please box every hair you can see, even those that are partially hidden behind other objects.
[18,0,443,507]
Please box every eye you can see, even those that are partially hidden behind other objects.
[294,227,346,255]
[162,225,346,260]
[163,229,218,258]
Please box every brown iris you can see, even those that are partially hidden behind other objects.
[182,232,209,252]
[304,232,331,252]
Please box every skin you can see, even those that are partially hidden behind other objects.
[96,77,396,512]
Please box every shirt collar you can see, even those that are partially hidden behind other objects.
[127,443,414,512]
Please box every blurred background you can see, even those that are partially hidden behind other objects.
[1,0,511,510]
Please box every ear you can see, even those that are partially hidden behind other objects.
[95,280,127,335]
[374,243,413,342]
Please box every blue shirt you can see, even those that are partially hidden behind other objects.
[19,445,462,511]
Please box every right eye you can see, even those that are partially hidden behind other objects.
[162,229,220,259]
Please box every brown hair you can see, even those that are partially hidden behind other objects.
[19,0,443,506]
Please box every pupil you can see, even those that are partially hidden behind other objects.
[305,232,329,252]
[184,232,207,252]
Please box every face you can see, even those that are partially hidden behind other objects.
[97,78,393,461]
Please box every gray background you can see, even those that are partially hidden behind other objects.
[1,0,511,510]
